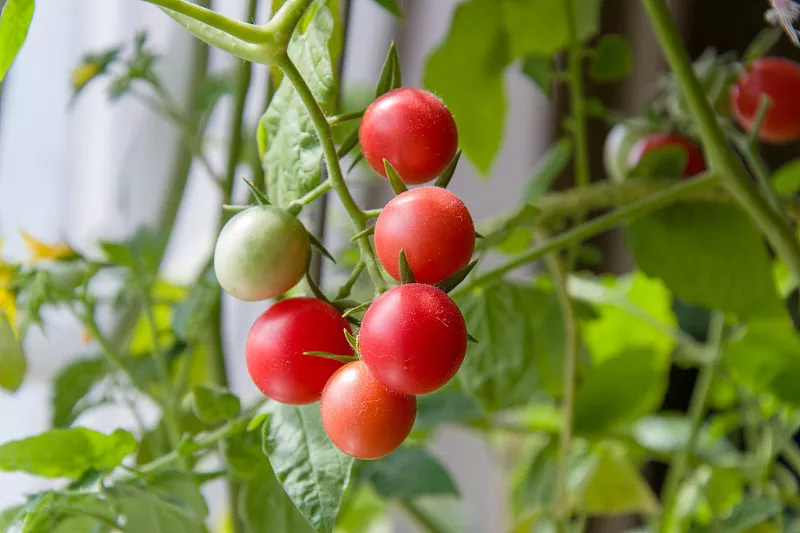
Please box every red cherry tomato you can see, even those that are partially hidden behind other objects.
[730,57,800,144]
[359,88,458,185]
[627,133,706,177]
[320,360,416,460]
[359,284,467,395]
[245,298,351,405]
[374,186,475,285]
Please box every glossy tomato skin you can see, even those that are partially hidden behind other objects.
[359,88,458,185]
[731,57,800,143]
[320,360,416,460]
[214,205,310,301]
[627,133,706,177]
[245,298,351,405]
[359,284,467,395]
[374,187,475,285]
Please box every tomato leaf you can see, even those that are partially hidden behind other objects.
[720,498,782,532]
[362,446,459,498]
[0,427,136,478]
[258,5,336,207]
[590,34,632,82]
[628,145,687,178]
[725,320,800,407]
[384,159,408,194]
[523,138,573,202]
[0,312,25,392]
[106,481,205,533]
[433,150,462,189]
[191,384,240,425]
[521,54,556,98]
[51,357,108,428]
[261,403,353,533]
[425,0,508,174]
[371,0,403,17]
[771,158,800,195]
[0,0,34,82]
[398,249,416,284]
[579,451,658,515]
[626,204,783,318]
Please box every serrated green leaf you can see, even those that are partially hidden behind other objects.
[522,54,555,98]
[725,320,800,407]
[51,357,107,427]
[262,403,353,533]
[191,384,240,425]
[362,447,459,499]
[500,0,602,58]
[259,6,335,206]
[456,282,547,410]
[424,0,508,174]
[626,204,783,317]
[0,312,25,392]
[0,0,34,81]
[580,451,658,515]
[590,34,632,81]
[771,158,800,195]
[0,427,136,478]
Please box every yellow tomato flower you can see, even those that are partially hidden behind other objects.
[21,231,76,262]
[71,63,101,91]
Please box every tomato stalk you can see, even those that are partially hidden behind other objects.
[451,173,719,299]
[658,312,725,533]
[642,0,800,285]
[277,55,387,294]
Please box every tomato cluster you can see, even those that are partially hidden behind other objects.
[214,89,471,459]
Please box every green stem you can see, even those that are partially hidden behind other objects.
[287,179,332,213]
[541,232,579,533]
[138,0,269,42]
[363,208,382,219]
[398,499,448,533]
[334,260,365,300]
[735,134,784,217]
[277,56,386,293]
[327,109,364,125]
[642,0,800,284]
[564,0,590,270]
[453,173,718,298]
[658,312,725,533]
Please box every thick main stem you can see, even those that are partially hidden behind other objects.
[277,56,386,293]
[139,0,269,42]
[658,312,725,532]
[642,0,800,283]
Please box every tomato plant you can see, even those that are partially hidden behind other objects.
[245,297,351,404]
[320,360,416,460]
[5,1,800,533]
[359,88,458,184]
[374,186,475,284]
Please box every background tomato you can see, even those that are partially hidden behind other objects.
[320,360,417,460]
[603,120,659,182]
[214,205,310,301]
[731,57,800,143]
[359,283,467,395]
[627,133,706,177]
[245,298,351,404]
[359,88,458,185]
[374,186,474,284]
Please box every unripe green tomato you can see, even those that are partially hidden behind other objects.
[603,120,657,182]
[214,205,310,301]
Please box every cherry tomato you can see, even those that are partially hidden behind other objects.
[374,186,474,285]
[359,88,458,185]
[730,57,800,144]
[320,360,416,460]
[627,133,706,177]
[603,121,658,182]
[359,284,467,395]
[245,298,351,404]
[214,205,310,301]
